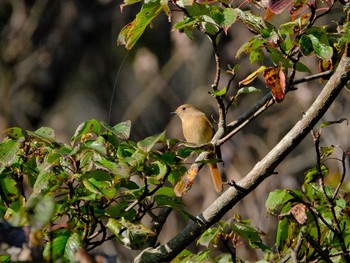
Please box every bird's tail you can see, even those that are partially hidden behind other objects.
[208,163,223,193]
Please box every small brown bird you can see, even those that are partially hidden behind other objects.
[173,104,223,193]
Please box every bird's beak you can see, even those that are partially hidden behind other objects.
[170,111,177,115]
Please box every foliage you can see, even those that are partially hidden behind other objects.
[0,120,189,261]
[264,125,350,262]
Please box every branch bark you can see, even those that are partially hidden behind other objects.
[134,38,350,263]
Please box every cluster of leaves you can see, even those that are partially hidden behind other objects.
[173,215,269,262]
[167,122,350,262]
[263,123,350,262]
[1,119,300,262]
[119,0,350,105]
[0,119,191,261]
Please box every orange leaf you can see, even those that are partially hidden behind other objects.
[174,167,199,197]
[263,66,286,103]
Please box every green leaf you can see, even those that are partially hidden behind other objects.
[26,127,57,144]
[198,227,219,247]
[107,217,155,249]
[265,189,291,214]
[95,160,131,180]
[308,34,333,60]
[27,195,55,230]
[222,8,238,30]
[210,87,227,97]
[173,17,198,31]
[249,49,264,64]
[154,194,181,207]
[44,231,70,260]
[85,177,117,199]
[146,161,168,185]
[4,127,25,140]
[85,136,107,155]
[236,86,261,97]
[1,177,19,202]
[0,140,21,166]
[201,15,219,35]
[320,146,335,159]
[102,120,132,140]
[304,164,329,184]
[137,131,166,152]
[320,118,348,128]
[275,217,289,249]
[118,2,163,50]
[64,233,83,262]
[300,34,314,55]
[295,62,311,73]
[71,119,101,142]
[236,36,265,59]
[33,170,51,194]
[0,255,10,262]
[231,221,269,251]
[113,120,131,139]
[105,202,136,219]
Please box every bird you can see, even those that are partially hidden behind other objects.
[173,104,223,194]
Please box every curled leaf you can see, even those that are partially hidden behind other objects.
[320,118,348,128]
[239,66,266,86]
[210,87,227,97]
[263,66,286,103]
[290,203,307,225]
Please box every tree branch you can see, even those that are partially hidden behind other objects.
[134,47,350,263]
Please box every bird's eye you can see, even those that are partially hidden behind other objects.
[182,106,186,111]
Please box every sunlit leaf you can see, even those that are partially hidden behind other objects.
[137,131,166,152]
[210,87,227,97]
[320,118,348,128]
[4,127,25,140]
[71,119,101,142]
[0,140,21,166]
[239,65,266,86]
[308,34,333,60]
[27,127,57,145]
[222,8,238,33]
[304,164,329,184]
[64,233,83,262]
[174,166,199,196]
[265,189,291,214]
[95,159,131,180]
[2,177,19,202]
[236,86,261,96]
[118,2,163,50]
[113,120,131,140]
[33,170,52,194]
[320,146,335,159]
[236,37,265,59]
[198,227,219,247]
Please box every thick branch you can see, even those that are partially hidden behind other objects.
[134,50,350,263]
